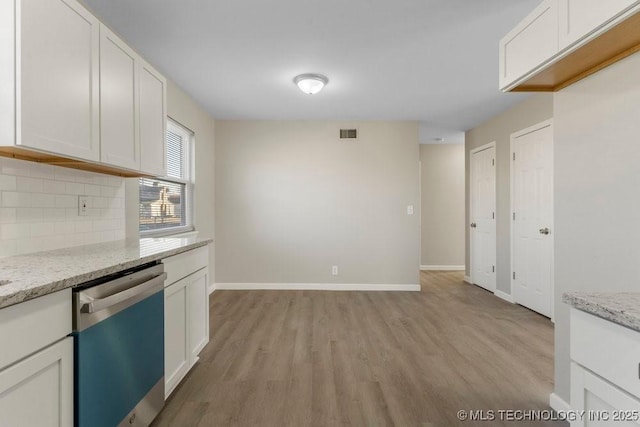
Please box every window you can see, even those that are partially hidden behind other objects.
[139,119,194,236]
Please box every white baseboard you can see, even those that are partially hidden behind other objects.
[494,290,515,304]
[208,283,215,295]
[463,275,472,284]
[213,283,421,292]
[420,265,465,271]
[549,392,571,412]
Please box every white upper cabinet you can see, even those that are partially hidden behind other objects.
[139,61,167,177]
[558,0,639,48]
[499,0,559,90]
[500,0,640,92]
[99,25,140,170]
[0,0,167,177]
[18,0,100,161]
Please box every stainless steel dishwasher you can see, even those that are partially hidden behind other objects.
[72,262,166,427]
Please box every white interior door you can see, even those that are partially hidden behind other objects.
[470,144,496,292]
[511,121,553,317]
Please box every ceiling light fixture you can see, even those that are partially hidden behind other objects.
[294,73,329,95]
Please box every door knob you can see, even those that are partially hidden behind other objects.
[539,227,550,235]
[470,223,477,228]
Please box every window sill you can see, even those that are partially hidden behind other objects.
[140,226,196,239]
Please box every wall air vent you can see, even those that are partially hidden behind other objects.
[339,129,358,140]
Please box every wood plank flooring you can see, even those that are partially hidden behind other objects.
[152,271,566,426]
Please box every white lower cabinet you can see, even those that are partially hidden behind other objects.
[188,268,209,362]
[0,289,72,427]
[569,308,640,426]
[163,246,210,398]
[0,337,73,427]
[164,276,190,397]
[571,363,640,427]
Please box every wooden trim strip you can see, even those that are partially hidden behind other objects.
[0,146,151,177]
[510,10,640,92]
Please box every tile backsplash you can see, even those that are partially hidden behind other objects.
[0,157,125,257]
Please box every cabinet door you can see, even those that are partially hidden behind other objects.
[139,60,167,177]
[18,0,100,161]
[0,337,73,427]
[499,0,559,90]
[188,268,210,366]
[99,24,139,170]
[558,0,639,48]
[0,1,14,148]
[164,277,189,398]
[570,363,640,427]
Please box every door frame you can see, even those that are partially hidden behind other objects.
[509,119,554,321]
[469,141,496,290]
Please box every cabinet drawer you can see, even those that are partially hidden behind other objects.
[163,246,209,286]
[0,289,71,370]
[570,308,640,399]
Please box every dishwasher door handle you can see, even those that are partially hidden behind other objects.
[80,272,167,314]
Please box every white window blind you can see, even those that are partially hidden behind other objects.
[139,119,194,235]
[166,129,184,179]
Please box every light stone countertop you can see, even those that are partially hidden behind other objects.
[563,292,640,333]
[0,237,212,309]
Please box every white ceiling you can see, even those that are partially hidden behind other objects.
[418,123,465,145]
[83,0,540,134]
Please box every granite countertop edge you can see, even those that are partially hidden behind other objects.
[563,292,640,333]
[0,238,212,310]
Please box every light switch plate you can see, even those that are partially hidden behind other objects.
[407,205,414,215]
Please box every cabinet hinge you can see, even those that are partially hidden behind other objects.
[513,212,516,220]
[513,152,516,161]
[492,212,495,219]
[492,265,495,273]
[513,272,516,280]
[492,158,495,166]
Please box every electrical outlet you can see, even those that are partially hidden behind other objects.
[407,205,414,215]
[78,195,89,216]
[332,265,339,276]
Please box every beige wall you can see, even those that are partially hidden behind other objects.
[465,94,553,293]
[420,144,465,267]
[126,80,216,278]
[553,52,640,403]
[214,121,420,286]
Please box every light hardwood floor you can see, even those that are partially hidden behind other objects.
[153,271,566,426]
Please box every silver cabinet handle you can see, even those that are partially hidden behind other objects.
[470,223,477,228]
[80,272,167,313]
[539,227,550,235]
